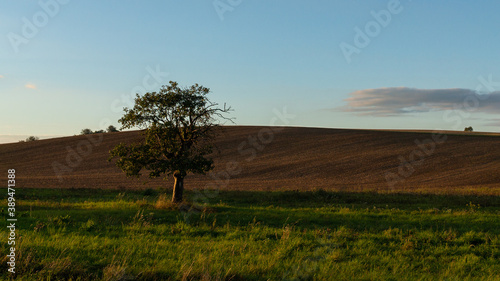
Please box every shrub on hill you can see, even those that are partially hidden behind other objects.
[80,128,94,135]
[107,125,119,133]
[26,136,39,142]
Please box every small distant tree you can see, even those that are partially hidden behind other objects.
[464,126,474,132]
[109,81,232,203]
[94,129,104,134]
[107,125,119,133]
[26,136,39,142]
[81,128,93,135]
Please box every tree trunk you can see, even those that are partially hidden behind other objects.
[172,173,184,203]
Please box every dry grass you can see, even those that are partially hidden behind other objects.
[154,193,174,210]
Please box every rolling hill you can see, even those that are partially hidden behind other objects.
[1,126,499,194]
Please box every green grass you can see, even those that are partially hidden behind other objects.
[1,188,499,280]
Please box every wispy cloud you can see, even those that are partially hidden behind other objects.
[25,83,36,89]
[339,87,500,116]
[484,118,500,127]
[0,75,4,79]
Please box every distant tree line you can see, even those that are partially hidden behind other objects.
[18,126,120,143]
[19,136,40,142]
[80,125,119,135]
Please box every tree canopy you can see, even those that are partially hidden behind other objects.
[109,81,231,202]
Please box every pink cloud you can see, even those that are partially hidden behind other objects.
[25,83,37,89]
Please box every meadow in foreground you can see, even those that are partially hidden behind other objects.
[1,188,499,280]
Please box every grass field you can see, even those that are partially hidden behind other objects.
[2,188,499,280]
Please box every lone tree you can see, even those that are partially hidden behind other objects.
[109,81,231,203]
[26,136,39,142]
[464,126,474,132]
[107,125,119,133]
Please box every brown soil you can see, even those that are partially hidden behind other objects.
[1,126,499,194]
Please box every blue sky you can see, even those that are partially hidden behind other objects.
[1,0,500,143]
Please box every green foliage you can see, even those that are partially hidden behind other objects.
[109,81,230,178]
[464,126,474,132]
